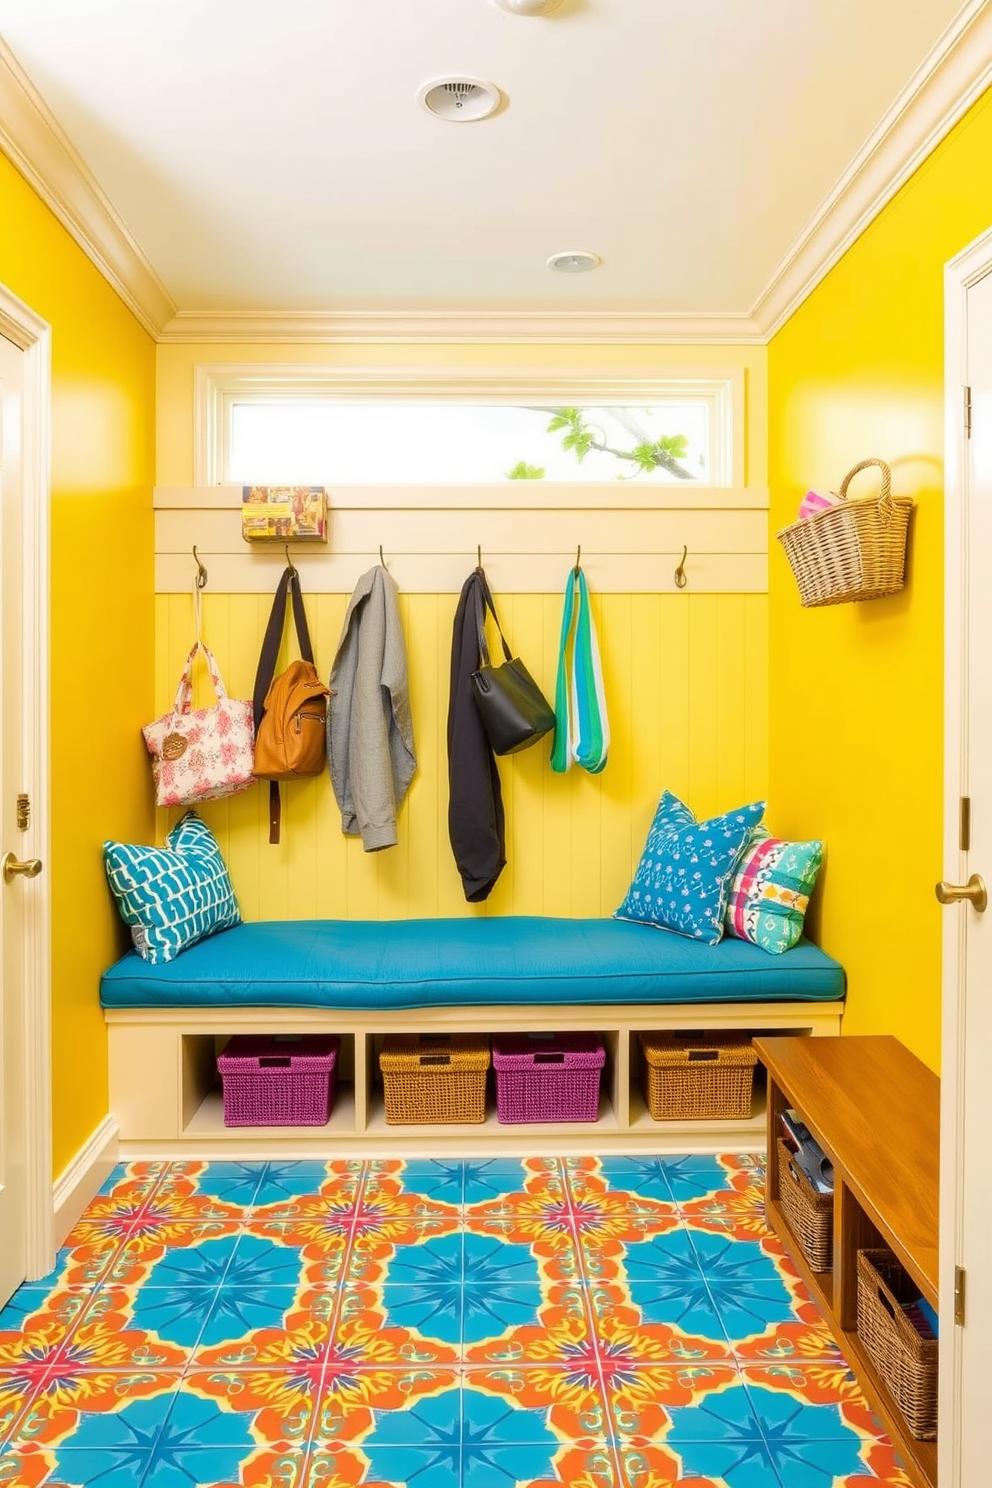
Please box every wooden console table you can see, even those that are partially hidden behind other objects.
[754,1034,939,1488]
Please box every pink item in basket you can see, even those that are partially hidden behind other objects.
[798,488,841,521]
[492,1031,605,1123]
[217,1034,339,1126]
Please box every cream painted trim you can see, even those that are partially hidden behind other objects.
[0,282,52,1281]
[155,483,768,511]
[939,219,992,1488]
[52,1116,119,1250]
[0,41,175,338]
[159,309,764,345]
[3,7,990,343]
[752,0,992,338]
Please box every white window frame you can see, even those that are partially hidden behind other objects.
[195,365,744,488]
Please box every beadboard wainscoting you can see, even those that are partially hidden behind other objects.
[154,589,768,922]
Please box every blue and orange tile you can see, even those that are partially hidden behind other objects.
[0,1155,902,1486]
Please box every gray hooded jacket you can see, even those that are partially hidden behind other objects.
[327,565,416,850]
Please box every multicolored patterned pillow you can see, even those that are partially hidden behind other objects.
[725,826,823,954]
[615,791,765,945]
[104,811,240,964]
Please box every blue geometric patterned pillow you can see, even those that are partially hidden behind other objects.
[615,791,765,945]
[103,812,240,964]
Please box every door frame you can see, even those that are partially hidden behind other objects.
[0,281,52,1279]
[940,221,992,1487]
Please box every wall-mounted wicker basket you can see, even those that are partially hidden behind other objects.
[777,458,914,608]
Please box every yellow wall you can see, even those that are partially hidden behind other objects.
[156,343,769,920]
[0,158,156,1174]
[767,89,992,1073]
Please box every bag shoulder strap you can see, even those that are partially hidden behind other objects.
[170,642,228,723]
[253,567,315,734]
[474,567,513,670]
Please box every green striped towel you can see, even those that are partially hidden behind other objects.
[551,566,609,774]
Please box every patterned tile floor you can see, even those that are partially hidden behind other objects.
[0,1154,913,1488]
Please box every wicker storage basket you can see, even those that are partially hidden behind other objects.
[217,1034,339,1127]
[639,1031,758,1120]
[777,458,914,607]
[777,1137,834,1272]
[379,1033,490,1124]
[856,1249,938,1440]
[492,1032,605,1123]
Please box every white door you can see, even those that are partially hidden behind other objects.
[941,247,992,1486]
[0,330,30,1308]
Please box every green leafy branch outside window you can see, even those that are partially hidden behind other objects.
[507,407,696,480]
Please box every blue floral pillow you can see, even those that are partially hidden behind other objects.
[615,791,765,944]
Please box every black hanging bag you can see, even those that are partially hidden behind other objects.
[470,569,556,756]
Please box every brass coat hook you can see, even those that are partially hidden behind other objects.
[477,544,483,568]
[379,545,386,568]
[574,544,582,573]
[284,543,298,577]
[192,546,207,589]
[674,545,688,590]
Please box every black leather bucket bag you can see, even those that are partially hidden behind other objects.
[470,569,556,756]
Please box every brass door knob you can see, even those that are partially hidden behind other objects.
[1,852,42,885]
[935,874,988,912]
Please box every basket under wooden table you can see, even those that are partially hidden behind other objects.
[857,1248,938,1441]
[777,1137,833,1272]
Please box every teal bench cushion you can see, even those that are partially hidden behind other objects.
[100,916,845,1011]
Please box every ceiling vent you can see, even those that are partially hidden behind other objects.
[417,77,502,122]
[490,0,564,12]
[547,251,601,273]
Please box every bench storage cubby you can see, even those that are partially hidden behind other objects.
[102,916,845,1157]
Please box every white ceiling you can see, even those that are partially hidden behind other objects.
[0,0,979,327]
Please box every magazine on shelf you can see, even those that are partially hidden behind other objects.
[781,1108,835,1193]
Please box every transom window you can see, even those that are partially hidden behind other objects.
[201,371,739,487]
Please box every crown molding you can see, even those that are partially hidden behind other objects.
[0,39,175,338]
[750,0,992,339]
[156,309,764,345]
[3,3,991,347]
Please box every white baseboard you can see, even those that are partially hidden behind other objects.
[52,1114,119,1249]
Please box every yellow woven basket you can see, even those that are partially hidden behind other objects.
[639,1031,757,1120]
[777,458,914,607]
[379,1033,490,1125]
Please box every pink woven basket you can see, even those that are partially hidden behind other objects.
[217,1034,339,1127]
[492,1032,605,1123]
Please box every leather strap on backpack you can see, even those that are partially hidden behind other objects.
[252,565,316,734]
[254,566,316,846]
[268,780,281,845]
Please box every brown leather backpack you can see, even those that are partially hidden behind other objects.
[252,566,330,842]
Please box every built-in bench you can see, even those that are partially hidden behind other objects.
[101,916,845,1158]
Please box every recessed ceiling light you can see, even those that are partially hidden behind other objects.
[417,77,503,122]
[490,0,564,13]
[547,250,601,273]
